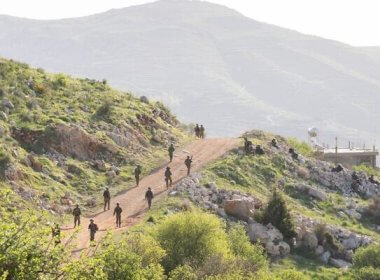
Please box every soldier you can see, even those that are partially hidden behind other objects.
[113,203,123,228]
[72,204,81,228]
[332,164,343,173]
[88,219,99,243]
[145,187,154,209]
[255,145,265,155]
[200,125,205,139]
[165,167,173,189]
[103,187,111,211]
[51,223,61,245]
[184,156,193,176]
[168,144,175,162]
[134,165,142,187]
[194,124,200,138]
[271,138,279,148]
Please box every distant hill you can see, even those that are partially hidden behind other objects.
[0,57,187,213]
[0,0,379,147]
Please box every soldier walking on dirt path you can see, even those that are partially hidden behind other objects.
[145,187,154,209]
[200,125,205,139]
[168,144,175,162]
[113,203,122,228]
[51,223,61,245]
[88,219,99,243]
[184,156,193,176]
[72,204,81,228]
[165,167,173,189]
[103,187,111,211]
[134,165,142,187]
[195,124,200,138]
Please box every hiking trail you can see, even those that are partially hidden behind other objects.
[63,138,240,254]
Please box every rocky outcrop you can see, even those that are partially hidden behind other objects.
[247,221,290,257]
[295,183,327,201]
[224,197,261,221]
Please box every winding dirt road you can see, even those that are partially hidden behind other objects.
[63,138,240,253]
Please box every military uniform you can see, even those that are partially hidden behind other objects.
[103,189,111,211]
[73,206,81,227]
[184,156,192,175]
[113,204,122,228]
[134,166,142,186]
[145,189,154,209]
[168,145,175,162]
[165,168,172,189]
[88,221,99,242]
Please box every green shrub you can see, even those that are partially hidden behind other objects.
[368,197,380,223]
[227,224,267,269]
[275,269,308,280]
[352,267,380,280]
[352,244,380,270]
[169,265,197,280]
[262,189,296,239]
[154,211,230,271]
[95,100,113,120]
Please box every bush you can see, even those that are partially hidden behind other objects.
[95,100,113,120]
[262,189,296,240]
[275,269,308,280]
[169,265,197,280]
[352,267,380,280]
[352,244,380,270]
[227,224,267,270]
[154,211,230,271]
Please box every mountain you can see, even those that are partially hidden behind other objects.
[0,0,379,147]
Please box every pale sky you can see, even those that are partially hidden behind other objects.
[0,0,379,46]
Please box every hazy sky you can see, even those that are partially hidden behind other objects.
[0,0,379,46]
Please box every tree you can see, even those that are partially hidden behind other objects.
[154,211,230,271]
[262,189,296,240]
[352,244,380,280]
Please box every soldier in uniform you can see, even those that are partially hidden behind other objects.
[134,165,142,187]
[103,187,111,211]
[72,204,81,228]
[168,144,175,162]
[194,124,200,138]
[51,223,61,245]
[271,138,279,148]
[145,187,154,209]
[200,125,205,139]
[255,145,265,155]
[113,203,123,228]
[165,167,173,189]
[184,156,193,176]
[88,219,99,243]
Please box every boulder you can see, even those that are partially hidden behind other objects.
[224,198,256,221]
[329,258,352,269]
[296,183,327,201]
[342,234,361,250]
[106,170,117,178]
[319,251,331,264]
[0,111,8,121]
[344,209,361,220]
[2,99,14,109]
[315,245,324,256]
[303,232,318,249]
[247,222,283,244]
[265,240,290,257]
[4,164,22,181]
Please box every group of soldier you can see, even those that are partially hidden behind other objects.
[56,142,194,244]
[194,124,205,139]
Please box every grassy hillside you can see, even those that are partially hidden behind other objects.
[0,58,189,218]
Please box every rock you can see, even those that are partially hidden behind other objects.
[0,111,8,121]
[315,245,324,256]
[106,170,117,178]
[2,99,14,109]
[0,125,5,137]
[110,165,120,175]
[94,160,106,172]
[224,198,256,221]
[303,232,318,249]
[4,164,22,181]
[329,258,352,269]
[247,222,283,244]
[296,183,327,201]
[342,235,361,250]
[140,96,149,104]
[319,251,331,264]
[344,209,362,220]
[168,191,178,196]
[85,197,97,207]
[216,208,227,218]
[265,240,290,257]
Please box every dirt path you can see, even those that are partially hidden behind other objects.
[63,138,239,253]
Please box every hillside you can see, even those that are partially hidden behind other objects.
[0,57,189,216]
[0,0,380,146]
[159,131,380,278]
